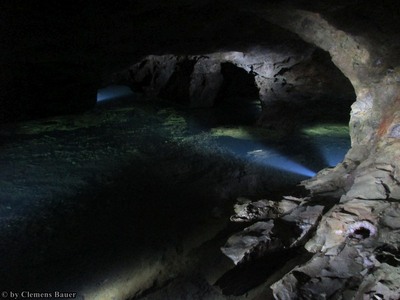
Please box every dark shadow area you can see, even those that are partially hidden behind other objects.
[0,158,218,291]
[0,98,313,296]
[375,244,400,267]
[0,129,230,292]
[0,48,354,296]
[159,59,198,104]
[215,247,313,296]
[218,62,260,100]
[215,62,262,126]
[0,62,97,124]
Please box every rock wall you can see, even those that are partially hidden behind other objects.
[114,45,354,132]
[254,4,400,197]
[240,2,400,298]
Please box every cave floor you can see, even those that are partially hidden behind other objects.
[0,96,350,299]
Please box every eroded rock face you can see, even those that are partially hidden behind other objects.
[246,7,400,297]
[230,197,301,222]
[259,4,400,197]
[114,46,352,114]
[271,198,400,299]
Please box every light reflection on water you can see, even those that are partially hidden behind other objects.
[215,134,350,178]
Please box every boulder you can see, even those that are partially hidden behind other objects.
[222,197,323,265]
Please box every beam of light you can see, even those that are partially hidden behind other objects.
[97,85,134,102]
[214,137,316,178]
[247,150,316,177]
[319,144,349,167]
[265,156,316,177]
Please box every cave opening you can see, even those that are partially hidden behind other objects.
[214,62,262,125]
[205,48,355,179]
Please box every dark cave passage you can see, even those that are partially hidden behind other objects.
[0,70,354,298]
[214,62,262,126]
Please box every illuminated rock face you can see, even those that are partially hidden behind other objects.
[115,47,354,132]
[251,3,400,299]
[122,47,331,107]
[260,6,400,199]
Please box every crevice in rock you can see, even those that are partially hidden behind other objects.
[159,58,198,104]
[217,62,259,101]
[375,245,400,267]
[215,247,312,296]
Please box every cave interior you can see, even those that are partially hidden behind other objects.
[1,0,400,299]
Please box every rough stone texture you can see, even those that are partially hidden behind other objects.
[271,198,400,299]
[271,245,365,300]
[221,220,276,265]
[230,198,300,222]
[222,197,323,265]
[117,47,354,127]
[261,3,400,197]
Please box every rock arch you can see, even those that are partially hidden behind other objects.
[114,46,354,125]
[254,6,400,199]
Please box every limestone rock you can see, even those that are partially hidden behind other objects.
[189,57,223,107]
[220,221,276,265]
[117,45,353,119]
[305,199,385,254]
[354,263,400,300]
[222,198,323,265]
[280,204,324,247]
[230,199,299,222]
[272,245,365,300]
[125,55,178,96]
